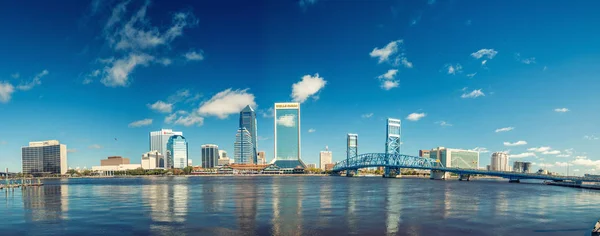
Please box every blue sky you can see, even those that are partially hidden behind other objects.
[1,0,599,175]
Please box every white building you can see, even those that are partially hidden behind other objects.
[430,147,480,179]
[141,150,163,170]
[217,158,231,166]
[150,129,183,168]
[491,152,509,171]
[319,146,332,171]
[22,140,68,175]
[92,164,142,176]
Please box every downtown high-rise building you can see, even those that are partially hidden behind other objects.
[239,105,258,164]
[491,152,509,171]
[150,129,183,168]
[272,102,306,169]
[142,150,163,170]
[22,140,67,175]
[234,128,254,164]
[201,144,219,168]
[257,151,266,164]
[167,135,188,169]
[319,146,332,171]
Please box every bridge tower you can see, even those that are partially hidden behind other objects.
[346,133,358,176]
[384,118,402,178]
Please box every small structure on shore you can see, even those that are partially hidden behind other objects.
[593,220,600,235]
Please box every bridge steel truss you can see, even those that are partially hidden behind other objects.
[384,118,402,177]
[331,153,600,183]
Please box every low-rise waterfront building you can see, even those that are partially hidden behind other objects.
[141,151,163,169]
[92,164,142,176]
[101,156,130,166]
[257,151,266,164]
[307,163,316,169]
[218,158,231,166]
[319,146,332,171]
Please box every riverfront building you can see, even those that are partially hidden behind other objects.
[150,129,182,168]
[257,151,266,164]
[239,105,258,164]
[101,156,130,166]
[429,147,479,169]
[319,146,332,171]
[491,152,509,171]
[141,151,162,169]
[419,150,430,158]
[273,102,306,169]
[307,163,317,169]
[22,140,68,175]
[235,128,255,164]
[166,135,188,169]
[513,161,532,173]
[201,144,219,168]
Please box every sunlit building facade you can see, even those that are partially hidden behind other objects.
[429,147,479,169]
[491,152,509,171]
[202,144,219,168]
[319,146,332,171]
[167,135,188,169]
[235,128,254,164]
[22,140,67,175]
[273,102,306,169]
[239,105,258,164]
[149,129,182,168]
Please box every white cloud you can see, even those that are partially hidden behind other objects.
[198,88,256,119]
[515,53,536,64]
[128,118,153,127]
[446,64,463,75]
[174,113,203,127]
[495,127,514,133]
[370,40,403,64]
[555,162,569,167]
[471,147,489,153]
[308,128,316,133]
[291,73,327,103]
[436,121,453,126]
[406,112,426,121]
[538,163,554,168]
[461,89,484,98]
[299,0,318,8]
[11,73,20,79]
[362,113,374,118]
[504,140,527,146]
[557,154,570,158]
[259,107,274,118]
[88,144,103,149]
[510,152,536,158]
[542,150,561,155]
[554,108,569,113]
[575,155,587,160]
[381,80,399,90]
[164,113,177,124]
[471,49,498,59]
[158,58,172,66]
[377,69,398,80]
[148,100,173,113]
[277,114,296,127]
[0,81,15,103]
[101,53,153,87]
[572,158,600,169]
[17,69,48,91]
[481,60,487,66]
[584,135,599,140]
[528,146,552,153]
[67,148,77,153]
[466,73,477,78]
[400,58,413,68]
[184,50,204,61]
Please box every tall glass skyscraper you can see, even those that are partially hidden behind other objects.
[21,140,67,175]
[273,102,306,169]
[167,135,188,169]
[239,105,258,164]
[234,128,254,164]
[201,144,219,168]
[150,129,183,168]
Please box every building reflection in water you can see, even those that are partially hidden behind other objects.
[271,177,304,236]
[234,178,257,235]
[385,180,402,235]
[346,180,357,233]
[142,178,188,234]
[22,184,69,222]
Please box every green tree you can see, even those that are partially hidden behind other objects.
[183,166,194,175]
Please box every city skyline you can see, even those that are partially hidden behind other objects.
[1,1,599,175]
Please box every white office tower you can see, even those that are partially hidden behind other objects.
[149,129,183,168]
[141,150,163,169]
[491,152,509,171]
[319,146,333,171]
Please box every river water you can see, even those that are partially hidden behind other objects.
[0,176,598,235]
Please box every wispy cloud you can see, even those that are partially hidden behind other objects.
[67,148,77,153]
[277,114,296,127]
[504,140,527,146]
[471,147,489,153]
[11,73,20,79]
[184,50,204,61]
[148,100,173,113]
[515,53,536,64]
[291,73,327,103]
[445,64,462,75]
[466,73,477,78]
[88,144,103,149]
[584,135,599,140]
[436,121,452,126]
[509,152,536,158]
[173,113,203,127]
[471,49,498,59]
[362,113,374,118]
[17,69,49,91]
[377,69,399,90]
[370,40,412,68]
[308,128,316,133]
[554,108,569,113]
[527,146,552,153]
[542,150,561,155]
[198,88,256,119]
[259,107,274,118]
[461,89,484,98]
[0,82,15,103]
[495,127,514,133]
[381,80,399,90]
[406,112,426,121]
[128,118,153,127]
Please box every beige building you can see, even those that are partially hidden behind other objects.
[101,156,130,166]
[319,146,332,171]
[142,151,163,169]
[419,150,430,158]
[324,163,335,171]
[257,151,266,164]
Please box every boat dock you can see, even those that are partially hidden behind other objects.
[0,178,44,190]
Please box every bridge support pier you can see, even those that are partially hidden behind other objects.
[459,174,471,181]
[430,170,446,180]
[383,167,400,178]
[346,169,358,177]
[508,178,520,183]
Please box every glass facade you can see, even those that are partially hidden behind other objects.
[239,105,258,164]
[450,150,479,169]
[273,103,305,169]
[167,135,188,169]
[235,128,254,164]
[149,129,182,168]
[22,142,66,175]
[202,144,219,168]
